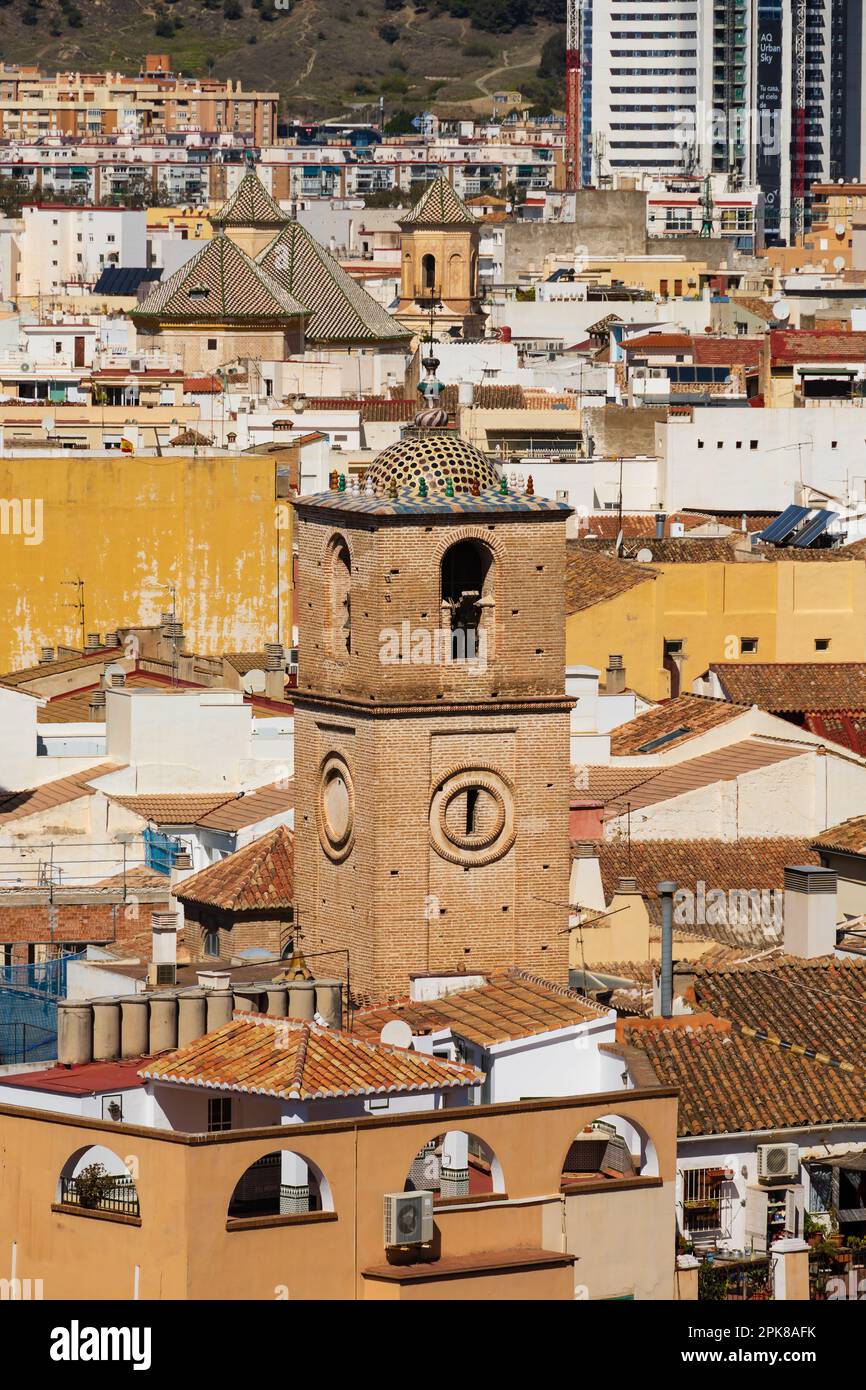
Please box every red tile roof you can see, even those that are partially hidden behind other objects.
[708,661,866,712]
[608,694,749,756]
[140,1012,481,1099]
[352,968,608,1047]
[0,764,119,826]
[174,825,293,912]
[593,837,820,943]
[770,328,866,364]
[565,545,658,613]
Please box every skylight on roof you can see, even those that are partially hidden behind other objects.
[636,726,692,754]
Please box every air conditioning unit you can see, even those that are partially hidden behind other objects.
[129,357,144,373]
[757,1143,800,1184]
[383,1191,434,1248]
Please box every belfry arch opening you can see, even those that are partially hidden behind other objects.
[441,538,494,660]
[422,253,437,293]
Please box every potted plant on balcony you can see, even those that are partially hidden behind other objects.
[74,1162,116,1210]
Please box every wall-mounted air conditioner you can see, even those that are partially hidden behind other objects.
[383,1191,433,1248]
[757,1143,799,1184]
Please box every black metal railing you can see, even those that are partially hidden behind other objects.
[59,1176,140,1218]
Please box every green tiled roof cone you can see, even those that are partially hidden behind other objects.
[400,176,475,226]
[131,235,309,324]
[211,169,290,230]
[258,221,411,346]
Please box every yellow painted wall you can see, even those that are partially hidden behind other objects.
[566,558,866,700]
[0,453,292,670]
[585,258,707,296]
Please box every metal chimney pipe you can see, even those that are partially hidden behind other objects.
[657,881,677,1017]
[655,512,667,540]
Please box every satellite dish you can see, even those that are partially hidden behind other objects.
[241,668,267,694]
[772,299,791,322]
[834,256,846,272]
[42,415,55,434]
[636,548,654,564]
[380,1019,413,1050]
[836,223,846,237]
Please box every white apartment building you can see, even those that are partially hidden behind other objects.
[581,1,866,244]
[15,205,147,296]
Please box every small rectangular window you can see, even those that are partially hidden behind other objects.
[740,638,758,654]
[750,440,758,450]
[207,1097,232,1132]
[815,638,831,651]
[207,338,217,350]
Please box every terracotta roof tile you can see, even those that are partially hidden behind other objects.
[709,661,866,712]
[195,780,294,831]
[771,328,866,364]
[599,739,808,818]
[565,544,658,613]
[109,792,236,826]
[608,694,749,756]
[624,1002,866,1136]
[594,837,820,942]
[140,1011,481,1099]
[0,764,119,827]
[352,968,608,1047]
[813,816,866,855]
[1,648,121,685]
[576,511,710,540]
[174,825,293,911]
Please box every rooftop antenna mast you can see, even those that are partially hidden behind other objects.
[61,577,86,647]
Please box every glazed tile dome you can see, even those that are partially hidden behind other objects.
[366,429,501,494]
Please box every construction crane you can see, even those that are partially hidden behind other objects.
[565,0,583,191]
[792,0,807,244]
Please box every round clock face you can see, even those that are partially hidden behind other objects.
[316,753,355,862]
[429,766,516,868]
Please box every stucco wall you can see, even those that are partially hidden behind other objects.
[0,453,292,670]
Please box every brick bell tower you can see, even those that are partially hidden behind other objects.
[292,428,573,1003]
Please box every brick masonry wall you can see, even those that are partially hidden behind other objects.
[295,508,568,706]
[182,904,292,961]
[293,499,572,1003]
[0,897,171,966]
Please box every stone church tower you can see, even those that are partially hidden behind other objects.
[395,177,487,339]
[293,431,572,1003]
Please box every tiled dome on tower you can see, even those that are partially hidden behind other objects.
[365,431,501,494]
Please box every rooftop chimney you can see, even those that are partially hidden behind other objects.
[783,866,837,959]
[85,632,101,652]
[148,910,178,988]
[264,642,285,700]
[657,881,677,1017]
[39,646,55,664]
[569,841,605,914]
[655,512,667,540]
[606,654,626,695]
[87,688,106,721]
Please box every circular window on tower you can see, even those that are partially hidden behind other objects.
[316,753,355,862]
[429,766,515,868]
